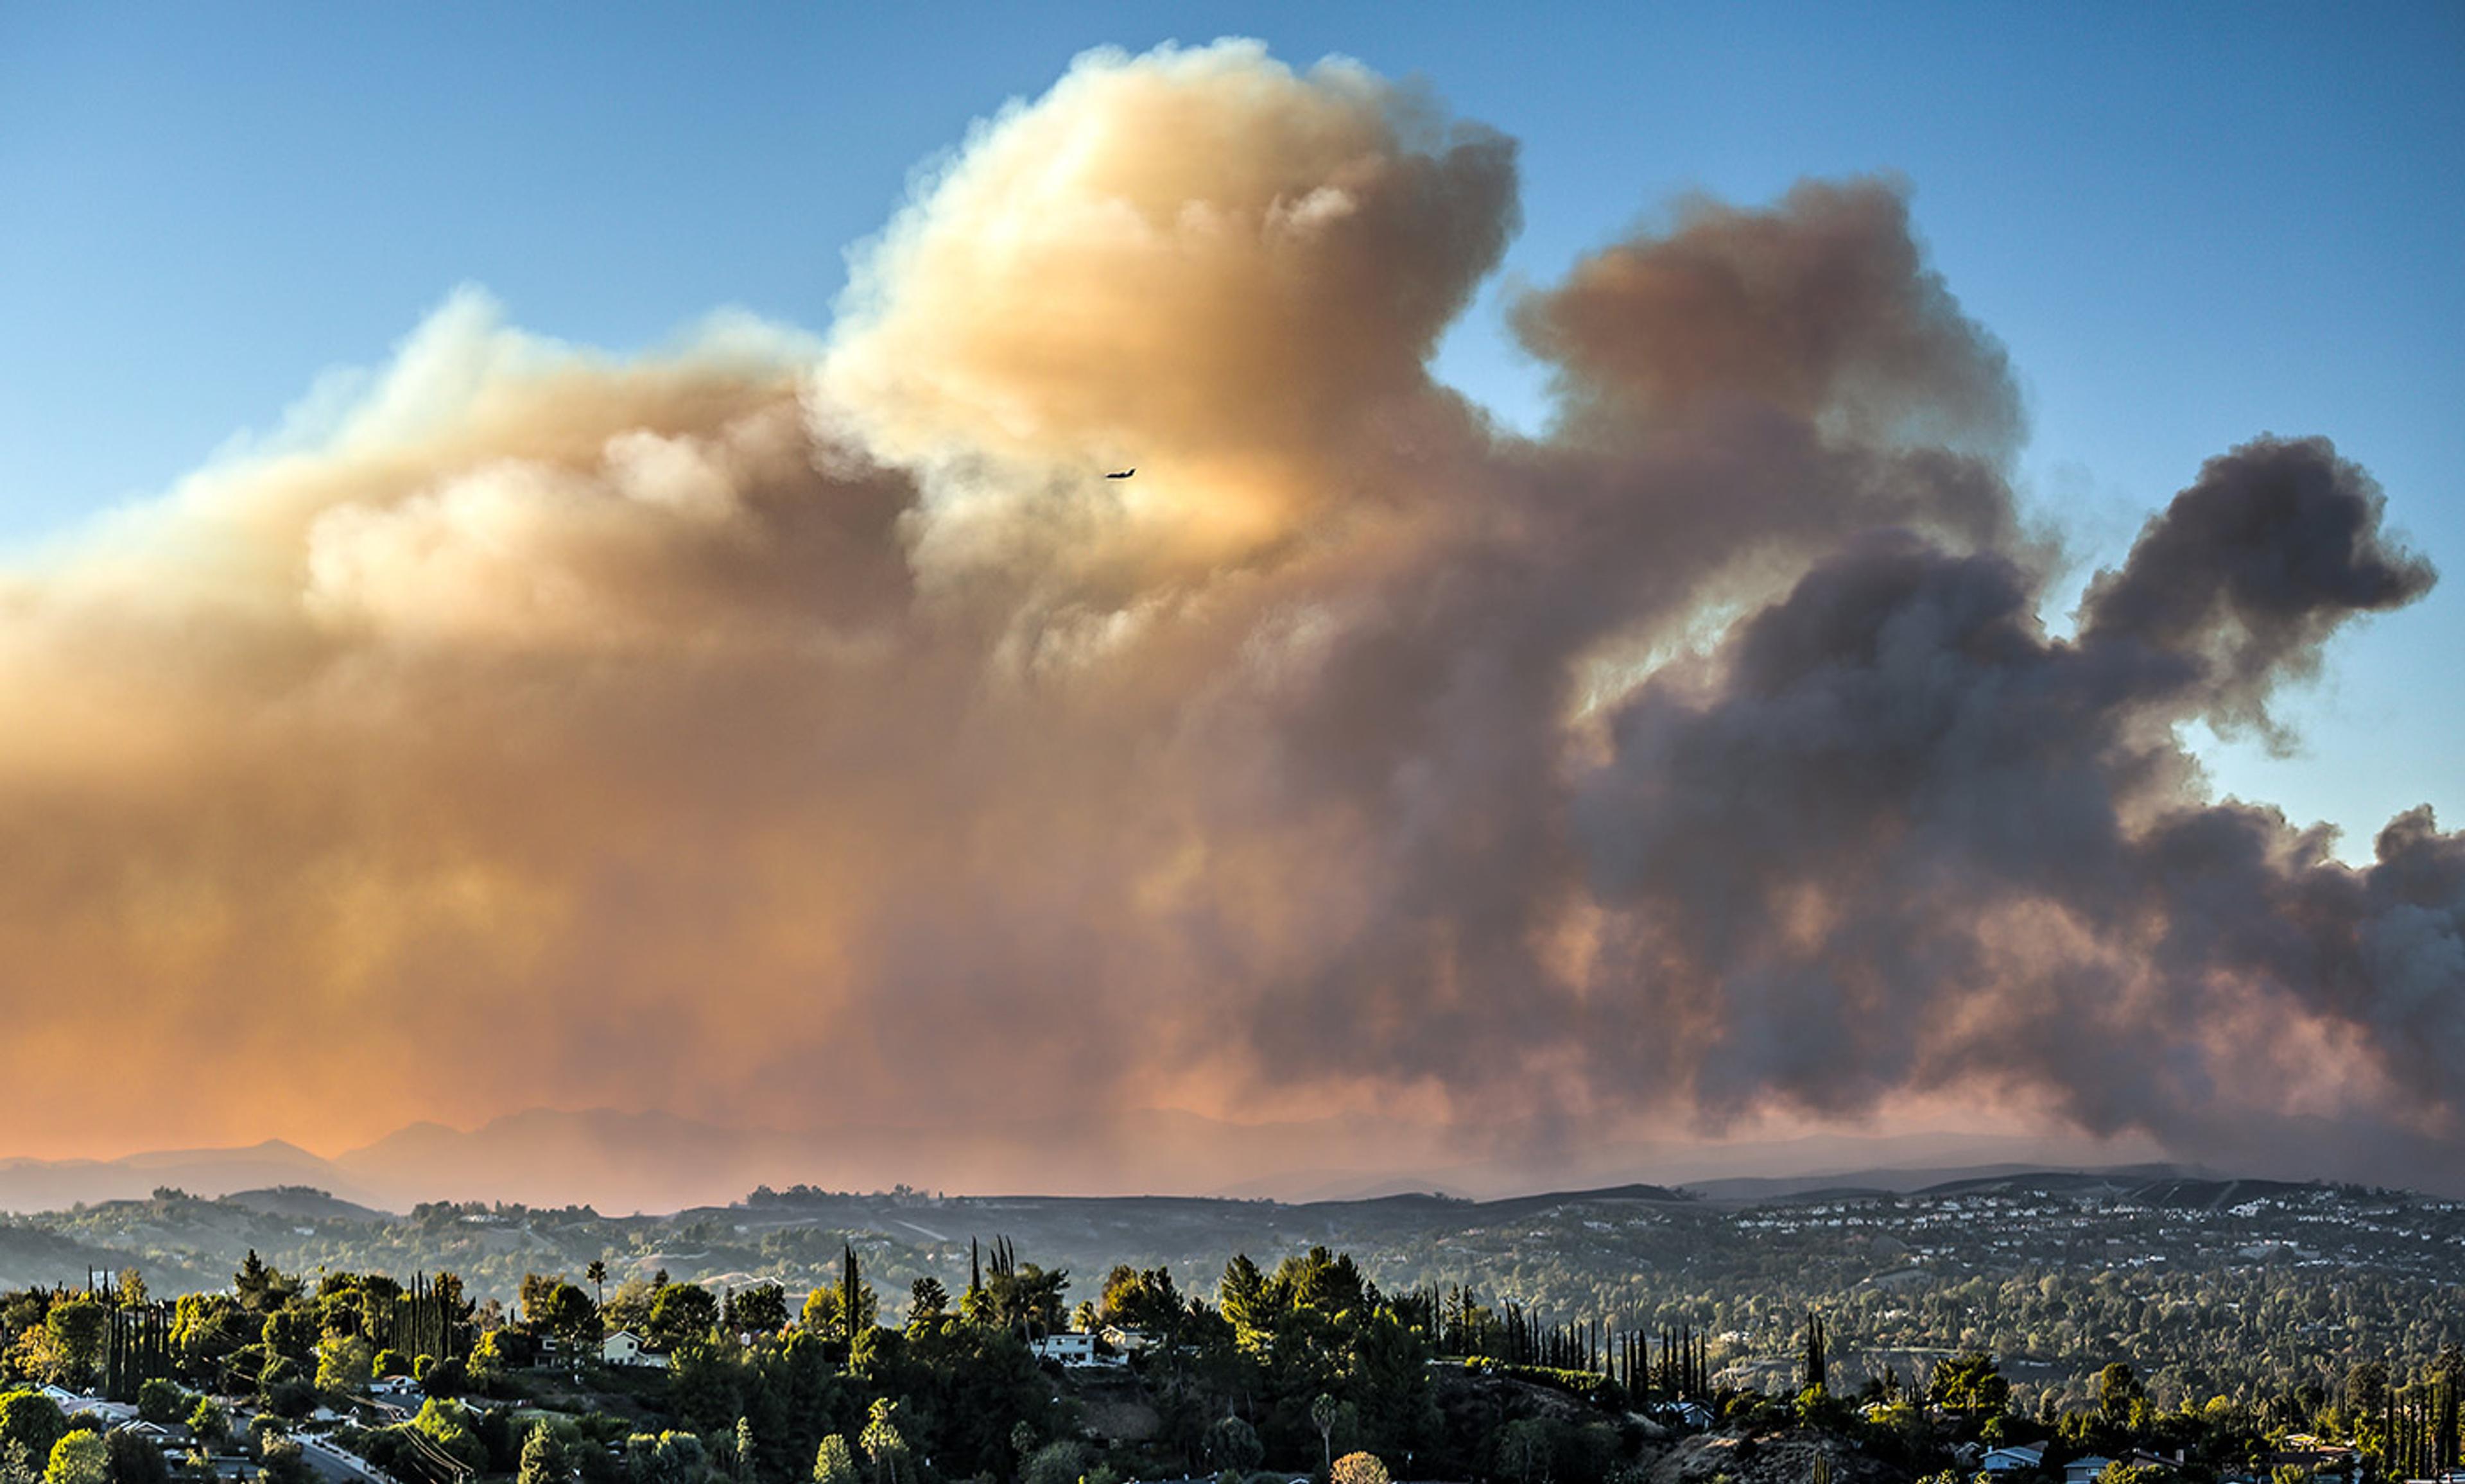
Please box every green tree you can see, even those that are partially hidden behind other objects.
[1218,1257,1269,1338]
[971,1242,1068,1343]
[467,1329,518,1378]
[246,1415,286,1461]
[1493,1420,1555,1484]
[1928,1354,2011,1418]
[43,1435,105,1484]
[536,1284,600,1372]
[801,1287,876,1345]
[518,1275,558,1331]
[1204,1418,1262,1474]
[1019,1443,1087,1484]
[2348,1360,2391,1419]
[906,1280,948,1330]
[1094,1266,1185,1350]
[254,1438,311,1484]
[102,1429,168,1484]
[42,1303,107,1388]
[233,1253,290,1314]
[646,1286,718,1353]
[625,1433,704,1484]
[184,1399,229,1453]
[410,1400,487,1480]
[168,1294,245,1384]
[257,1309,313,1372]
[1310,1395,1338,1476]
[416,1356,467,1398]
[0,1396,67,1467]
[601,1280,657,1338]
[858,1401,908,1484]
[725,1286,788,1339]
[517,1425,566,1484]
[2098,1363,2144,1426]
[134,1383,187,1429]
[316,1335,376,1394]
[811,1437,859,1484]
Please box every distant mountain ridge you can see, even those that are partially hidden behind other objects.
[0,1139,383,1213]
[0,1107,2202,1216]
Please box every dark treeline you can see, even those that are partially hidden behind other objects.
[1417,1282,1713,1402]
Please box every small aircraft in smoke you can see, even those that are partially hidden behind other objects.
[1105,468,1136,479]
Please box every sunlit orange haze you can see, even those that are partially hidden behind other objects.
[3,42,2457,1203]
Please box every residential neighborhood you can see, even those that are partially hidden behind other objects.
[0,1230,2452,1484]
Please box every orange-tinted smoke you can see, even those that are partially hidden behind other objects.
[0,41,2452,1200]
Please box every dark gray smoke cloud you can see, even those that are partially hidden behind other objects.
[1568,439,2453,1181]
[0,41,2453,1193]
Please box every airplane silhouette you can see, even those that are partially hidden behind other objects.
[1105,468,1135,479]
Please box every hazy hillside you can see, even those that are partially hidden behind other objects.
[11,1162,2455,1301]
[0,1109,2179,1214]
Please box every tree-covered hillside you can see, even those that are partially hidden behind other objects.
[10,1171,2464,1416]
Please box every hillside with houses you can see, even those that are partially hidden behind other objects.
[0,1226,2451,1484]
[7,1169,2464,1413]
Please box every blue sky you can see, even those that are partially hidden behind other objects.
[3,1,2458,852]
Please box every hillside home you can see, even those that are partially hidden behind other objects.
[1029,1332,1107,1367]
[602,1329,669,1368]
[123,1420,192,1461]
[2065,1456,2114,1484]
[2266,1442,2357,1477]
[1982,1445,2045,1475]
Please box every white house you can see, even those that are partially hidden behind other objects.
[1029,1333,1105,1367]
[1983,1445,2046,1475]
[2065,1456,2115,1484]
[602,1329,669,1368]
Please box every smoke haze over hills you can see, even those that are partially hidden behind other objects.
[0,1109,2177,1215]
[0,41,2456,1204]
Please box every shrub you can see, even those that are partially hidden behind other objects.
[1332,1454,1390,1484]
[1021,1442,1089,1484]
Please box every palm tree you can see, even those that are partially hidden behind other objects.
[1310,1394,1338,1476]
[587,1259,607,1314]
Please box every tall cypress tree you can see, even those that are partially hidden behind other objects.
[842,1244,860,1366]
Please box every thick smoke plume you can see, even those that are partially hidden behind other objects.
[1,40,2455,1191]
